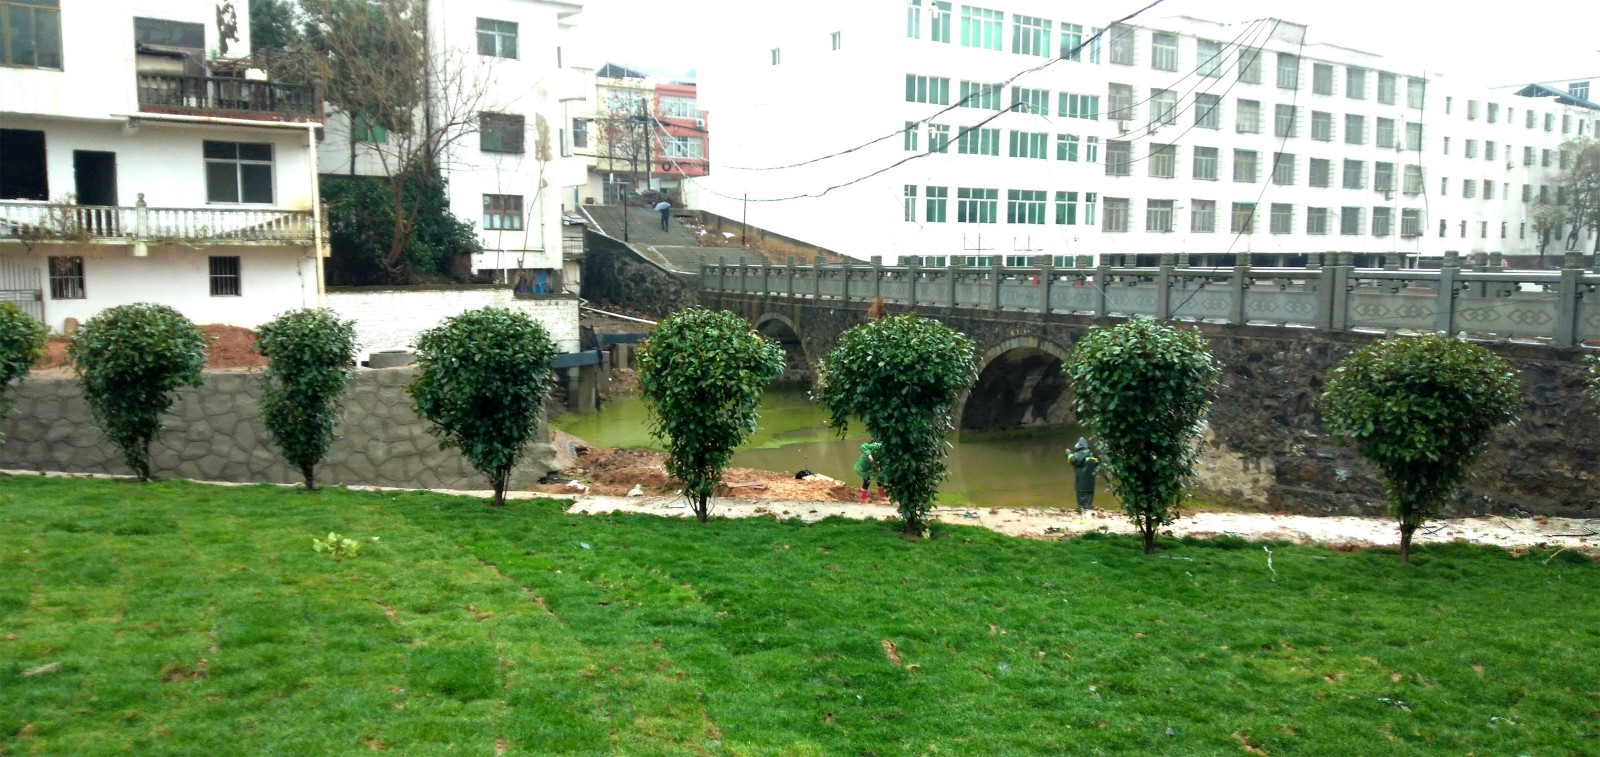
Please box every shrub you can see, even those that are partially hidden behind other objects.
[68,304,206,481]
[637,308,785,523]
[1320,333,1520,563]
[817,315,977,536]
[312,531,363,559]
[0,303,48,430]
[1064,318,1220,554]
[409,307,557,506]
[256,309,359,491]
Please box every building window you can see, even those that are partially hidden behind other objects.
[925,186,948,222]
[956,126,996,155]
[1106,140,1131,176]
[1403,164,1423,195]
[1231,202,1256,234]
[1407,78,1425,108]
[1233,149,1258,182]
[1344,114,1365,145]
[1191,200,1216,232]
[1058,92,1098,120]
[663,135,704,159]
[1236,99,1260,133]
[1009,130,1048,159]
[905,74,950,104]
[1524,146,1535,166]
[1377,72,1396,104]
[1146,199,1174,232]
[1401,209,1422,237]
[1307,207,1328,235]
[1148,144,1176,178]
[1543,149,1553,167]
[1193,146,1218,180]
[1374,162,1394,192]
[658,95,697,118]
[1486,141,1497,161]
[2,0,61,68]
[1309,158,1331,188]
[1574,81,1592,100]
[1488,102,1500,123]
[1484,181,1495,200]
[1151,88,1177,125]
[1270,203,1294,234]
[1237,47,1260,83]
[928,124,951,153]
[203,141,274,204]
[904,185,917,221]
[1465,139,1477,159]
[770,48,781,65]
[907,0,921,38]
[1346,67,1366,99]
[1311,111,1333,141]
[1085,136,1099,163]
[1406,122,1423,151]
[483,194,524,230]
[1526,110,1537,129]
[1055,191,1078,224]
[1441,177,1449,196]
[1561,150,1573,169]
[1011,87,1049,115]
[208,257,241,297]
[1372,207,1392,237]
[1012,15,1049,56]
[929,1,951,42]
[1274,104,1297,137]
[957,187,998,223]
[903,121,919,151]
[47,256,84,299]
[1563,114,1573,134]
[572,118,589,149]
[1276,53,1299,90]
[1540,185,1549,203]
[1108,24,1135,65]
[1059,23,1083,60]
[959,6,1003,50]
[1342,159,1364,190]
[1340,207,1362,235]
[476,18,518,59]
[0,128,48,201]
[1272,152,1295,186]
[1313,63,1334,95]
[1151,32,1177,71]
[1375,118,1395,149]
[1103,197,1130,232]
[960,81,1002,110]
[1463,179,1476,199]
[1056,134,1079,161]
[831,31,842,50]
[1085,192,1097,224]
[1522,184,1532,203]
[1545,113,1554,131]
[1108,83,1135,121]
[1197,39,1222,77]
[479,113,525,154]
[1007,189,1046,224]
[134,17,204,50]
[1195,93,1221,129]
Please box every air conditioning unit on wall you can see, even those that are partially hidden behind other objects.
[694,118,706,128]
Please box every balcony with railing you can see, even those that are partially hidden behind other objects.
[136,74,323,122]
[0,195,321,247]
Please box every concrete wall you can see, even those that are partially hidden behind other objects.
[690,209,847,263]
[579,230,699,314]
[707,290,1600,519]
[324,287,581,359]
[0,368,557,490]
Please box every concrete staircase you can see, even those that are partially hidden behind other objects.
[578,205,768,273]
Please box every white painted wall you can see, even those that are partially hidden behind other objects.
[324,288,581,359]
[691,2,1600,264]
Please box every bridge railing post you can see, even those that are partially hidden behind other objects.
[1555,249,1584,347]
[870,255,882,300]
[947,257,960,308]
[761,260,771,296]
[989,264,1003,311]
[907,257,920,307]
[786,256,796,299]
[1230,254,1249,326]
[717,257,727,293]
[1333,251,1354,331]
[840,257,852,302]
[1094,258,1111,318]
[1038,259,1054,314]
[812,258,824,300]
[738,260,749,294]
[1156,253,1174,320]
[1435,250,1460,334]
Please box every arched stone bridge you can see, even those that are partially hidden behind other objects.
[702,278,1600,520]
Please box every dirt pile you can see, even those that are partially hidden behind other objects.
[533,442,858,502]
[32,324,266,374]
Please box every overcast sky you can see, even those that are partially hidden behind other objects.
[568,0,1600,88]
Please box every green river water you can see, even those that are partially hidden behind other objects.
[553,388,1119,510]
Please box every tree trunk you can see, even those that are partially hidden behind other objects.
[1399,523,1416,564]
[1142,522,1157,554]
[136,439,151,482]
[492,473,507,508]
[302,465,316,492]
[694,493,709,523]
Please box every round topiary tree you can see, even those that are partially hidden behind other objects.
[1320,333,1520,563]
[256,309,359,491]
[408,307,557,507]
[1064,317,1220,554]
[636,308,785,523]
[0,303,48,433]
[68,304,206,482]
[817,314,977,537]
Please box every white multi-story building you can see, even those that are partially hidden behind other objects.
[0,0,325,332]
[691,3,1600,265]
[316,0,589,288]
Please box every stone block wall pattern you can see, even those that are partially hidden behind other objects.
[324,287,582,359]
[580,230,701,315]
[0,369,558,491]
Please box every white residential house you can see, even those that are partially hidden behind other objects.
[0,0,326,333]
[690,3,1600,265]
[315,0,590,292]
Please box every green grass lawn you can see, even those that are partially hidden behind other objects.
[2,477,1597,755]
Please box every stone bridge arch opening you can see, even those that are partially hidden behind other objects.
[754,312,811,386]
[958,336,1073,432]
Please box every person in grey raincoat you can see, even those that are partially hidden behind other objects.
[1067,437,1099,512]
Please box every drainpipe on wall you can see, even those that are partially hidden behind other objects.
[308,122,326,306]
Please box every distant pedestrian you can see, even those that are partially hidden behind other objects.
[655,199,671,231]
[1067,437,1099,512]
[854,440,885,502]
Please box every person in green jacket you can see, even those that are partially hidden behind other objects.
[854,441,885,502]
[1067,437,1099,512]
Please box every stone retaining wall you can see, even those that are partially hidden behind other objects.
[0,368,557,490]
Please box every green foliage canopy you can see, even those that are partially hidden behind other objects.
[409,307,558,506]
[256,309,359,491]
[636,309,785,523]
[1320,333,1520,562]
[0,303,47,430]
[1064,318,1220,554]
[68,304,206,481]
[322,172,479,285]
[817,315,977,535]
